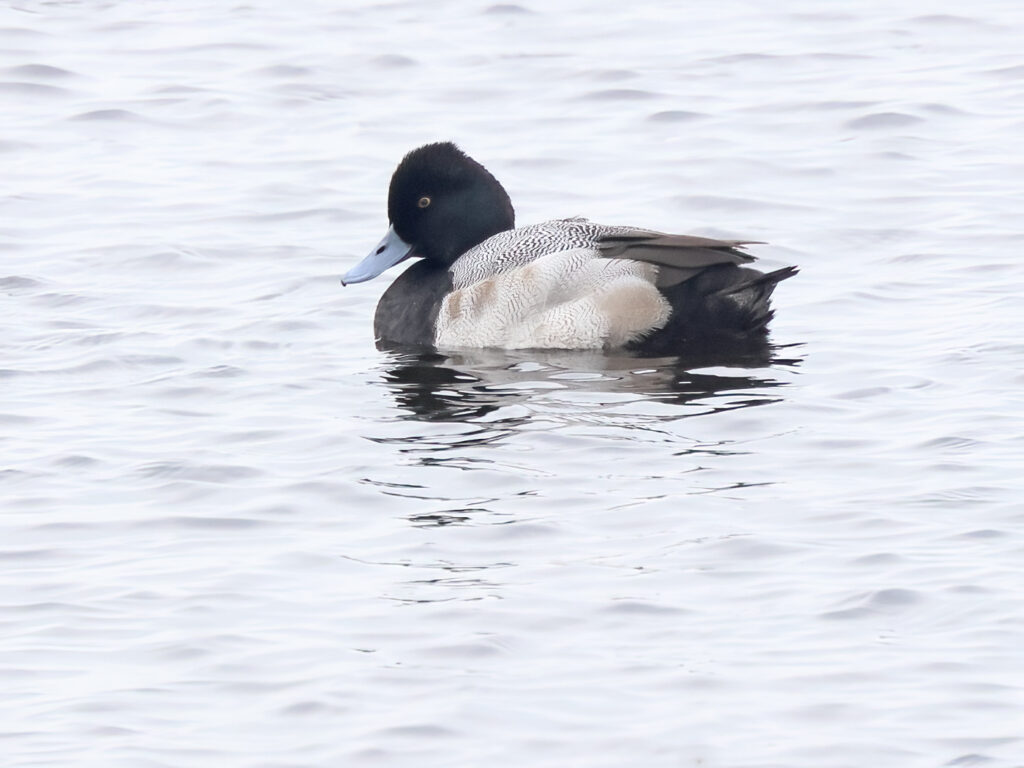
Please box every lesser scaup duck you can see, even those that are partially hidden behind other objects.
[343,142,797,354]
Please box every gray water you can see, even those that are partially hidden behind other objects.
[3,1,1024,766]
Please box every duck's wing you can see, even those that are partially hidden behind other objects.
[596,228,761,288]
[454,220,763,290]
[451,219,603,289]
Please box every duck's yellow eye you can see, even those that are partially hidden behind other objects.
[417,196,431,209]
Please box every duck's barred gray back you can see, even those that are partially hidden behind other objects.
[450,218,638,289]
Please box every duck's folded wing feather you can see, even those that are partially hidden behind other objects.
[597,229,761,287]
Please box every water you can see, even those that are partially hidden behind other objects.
[3,1,1023,766]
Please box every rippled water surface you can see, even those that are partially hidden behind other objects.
[3,1,1024,766]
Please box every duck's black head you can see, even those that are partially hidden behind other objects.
[342,142,515,286]
[388,142,515,266]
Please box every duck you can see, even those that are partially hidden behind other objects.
[342,142,797,355]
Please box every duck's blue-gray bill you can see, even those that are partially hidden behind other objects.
[342,225,413,285]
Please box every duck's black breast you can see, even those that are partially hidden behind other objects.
[373,259,453,348]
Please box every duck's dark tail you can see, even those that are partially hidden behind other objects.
[715,264,799,332]
[629,263,798,356]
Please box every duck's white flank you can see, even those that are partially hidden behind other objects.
[434,249,671,349]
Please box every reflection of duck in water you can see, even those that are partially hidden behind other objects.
[343,142,796,356]
[379,348,797,424]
